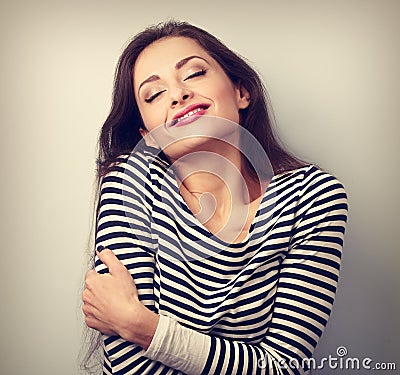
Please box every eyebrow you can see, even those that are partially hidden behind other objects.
[137,55,210,94]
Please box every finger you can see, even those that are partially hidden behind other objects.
[85,268,97,279]
[85,314,101,330]
[82,288,94,305]
[82,297,101,317]
[96,248,125,276]
[82,302,93,316]
[85,269,98,290]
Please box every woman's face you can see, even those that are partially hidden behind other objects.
[133,37,250,145]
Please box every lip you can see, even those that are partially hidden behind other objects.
[169,103,210,127]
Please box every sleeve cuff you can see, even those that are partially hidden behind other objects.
[143,313,169,358]
[143,314,210,375]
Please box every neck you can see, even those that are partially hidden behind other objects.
[168,138,267,243]
[172,139,249,199]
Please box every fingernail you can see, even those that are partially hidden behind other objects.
[97,245,105,252]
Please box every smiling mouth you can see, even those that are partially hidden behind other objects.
[169,105,209,127]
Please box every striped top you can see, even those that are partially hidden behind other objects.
[94,146,348,375]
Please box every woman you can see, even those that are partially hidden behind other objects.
[81,20,348,374]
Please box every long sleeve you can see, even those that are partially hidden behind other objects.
[94,154,156,283]
[93,154,162,374]
[92,155,348,375]
[143,314,211,374]
[142,170,348,375]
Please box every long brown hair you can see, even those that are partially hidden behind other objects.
[81,19,306,373]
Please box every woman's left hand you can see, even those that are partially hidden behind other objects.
[82,248,159,349]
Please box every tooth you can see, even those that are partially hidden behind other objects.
[175,107,205,124]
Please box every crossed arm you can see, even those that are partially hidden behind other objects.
[82,164,348,375]
[82,248,159,350]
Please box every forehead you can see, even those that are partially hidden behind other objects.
[133,37,213,85]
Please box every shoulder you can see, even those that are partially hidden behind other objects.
[97,148,172,215]
[102,146,170,185]
[274,164,348,213]
[98,148,172,209]
[277,164,346,194]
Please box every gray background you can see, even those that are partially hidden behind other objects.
[0,0,398,374]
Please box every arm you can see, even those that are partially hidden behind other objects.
[82,154,163,363]
[142,172,348,375]
[84,160,347,374]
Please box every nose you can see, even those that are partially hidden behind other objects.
[170,86,193,107]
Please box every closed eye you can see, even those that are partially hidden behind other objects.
[144,69,206,103]
[184,69,206,81]
[145,90,166,103]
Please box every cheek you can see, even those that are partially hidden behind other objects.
[212,79,238,107]
[139,107,164,131]
[212,85,241,122]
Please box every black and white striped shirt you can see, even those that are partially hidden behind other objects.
[94,147,348,374]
